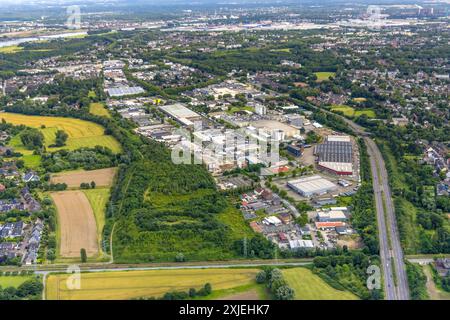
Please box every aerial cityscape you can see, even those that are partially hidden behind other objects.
[0,0,448,306]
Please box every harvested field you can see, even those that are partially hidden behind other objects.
[50,167,117,188]
[46,268,259,300]
[1,112,121,153]
[217,289,260,300]
[51,191,98,258]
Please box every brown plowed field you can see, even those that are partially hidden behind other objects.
[50,167,117,188]
[52,191,98,257]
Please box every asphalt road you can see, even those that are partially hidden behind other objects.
[335,115,410,300]
[366,138,409,300]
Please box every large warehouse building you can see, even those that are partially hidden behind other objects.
[159,103,202,126]
[315,135,353,175]
[287,175,338,197]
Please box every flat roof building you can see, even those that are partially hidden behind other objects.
[287,175,338,197]
[315,135,354,175]
[317,210,347,222]
[159,103,202,126]
[289,239,314,249]
[107,86,145,97]
[250,120,299,139]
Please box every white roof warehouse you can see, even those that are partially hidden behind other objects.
[287,175,338,197]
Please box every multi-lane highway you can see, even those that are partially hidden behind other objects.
[334,114,409,300]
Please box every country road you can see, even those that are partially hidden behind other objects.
[34,261,313,301]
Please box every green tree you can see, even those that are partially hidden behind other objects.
[54,130,68,147]
[256,270,267,284]
[80,248,87,263]
[275,285,295,300]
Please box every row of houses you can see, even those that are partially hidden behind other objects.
[22,219,43,265]
[0,219,43,265]
[0,221,24,238]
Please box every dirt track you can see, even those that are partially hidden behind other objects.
[50,167,117,188]
[51,191,98,258]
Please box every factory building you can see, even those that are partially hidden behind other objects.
[315,135,354,175]
[287,175,338,197]
[287,144,303,157]
[159,103,202,126]
[317,210,347,222]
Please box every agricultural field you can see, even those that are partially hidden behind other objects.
[282,268,359,300]
[45,268,259,300]
[0,275,34,288]
[82,188,110,247]
[89,102,111,118]
[51,191,99,258]
[50,167,117,188]
[314,72,336,82]
[1,112,121,153]
[330,105,376,119]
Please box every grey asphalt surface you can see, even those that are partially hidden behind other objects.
[336,115,410,300]
[366,138,409,300]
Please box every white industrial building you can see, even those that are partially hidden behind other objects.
[159,103,202,126]
[317,210,347,222]
[289,239,314,249]
[287,175,338,197]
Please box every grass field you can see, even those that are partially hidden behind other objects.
[0,45,24,53]
[2,112,121,153]
[0,275,33,288]
[22,154,42,168]
[227,106,255,115]
[282,268,359,300]
[82,187,110,249]
[314,72,336,82]
[89,103,111,118]
[331,105,376,119]
[46,268,259,300]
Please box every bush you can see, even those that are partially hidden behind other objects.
[175,253,185,262]
[275,285,295,300]
[256,270,267,284]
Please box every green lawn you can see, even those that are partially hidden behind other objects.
[282,268,359,300]
[89,102,111,118]
[0,276,33,288]
[22,154,42,168]
[227,106,255,115]
[331,105,375,119]
[314,72,336,82]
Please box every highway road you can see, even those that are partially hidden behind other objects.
[333,113,410,300]
[366,138,409,300]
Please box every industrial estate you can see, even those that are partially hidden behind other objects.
[0,0,448,306]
